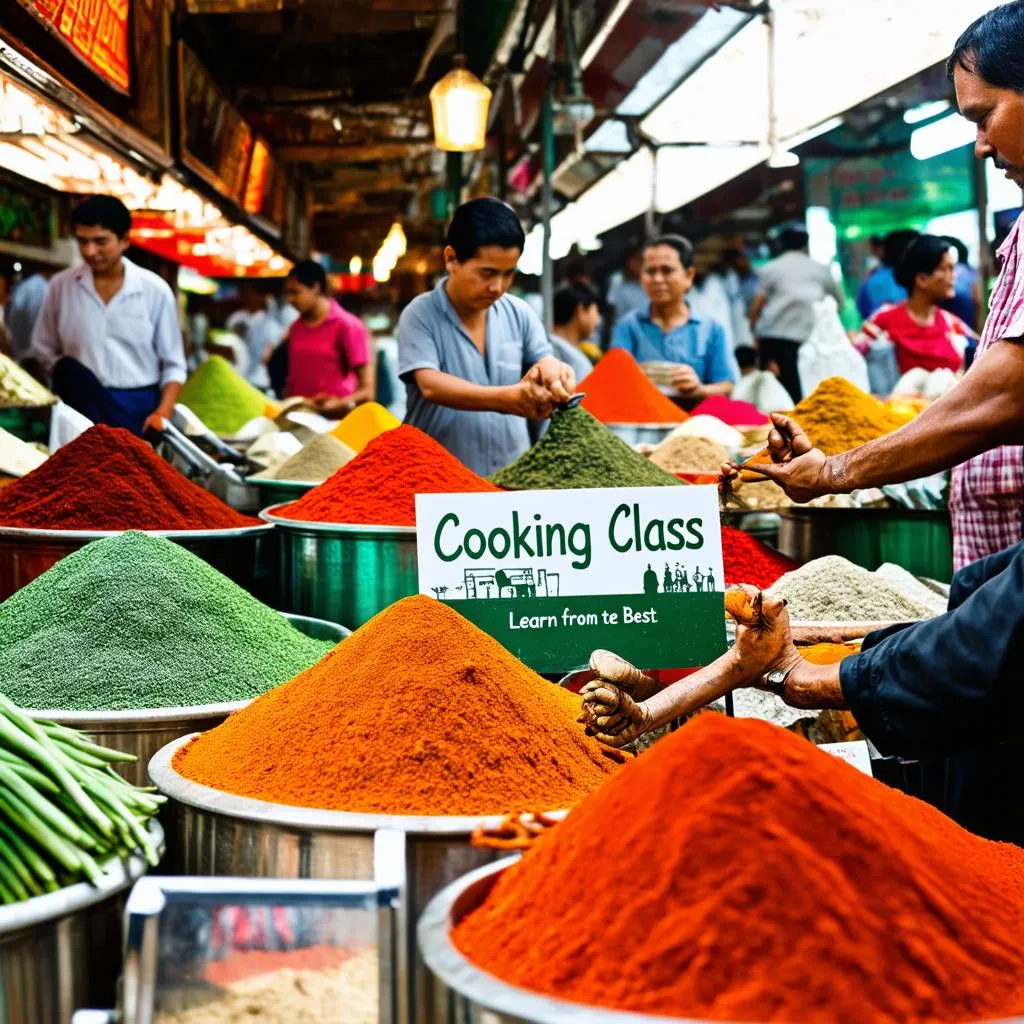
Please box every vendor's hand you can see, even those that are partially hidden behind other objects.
[588,649,659,701]
[507,377,555,420]
[670,364,704,398]
[142,412,168,435]
[529,356,576,405]
[577,684,653,748]
[311,394,354,418]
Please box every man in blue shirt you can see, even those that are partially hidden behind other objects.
[611,235,737,406]
[398,198,575,476]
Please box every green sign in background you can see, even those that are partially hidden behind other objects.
[444,592,727,674]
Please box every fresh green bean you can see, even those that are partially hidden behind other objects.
[0,818,59,890]
[0,764,100,850]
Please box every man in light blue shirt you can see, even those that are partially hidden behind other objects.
[29,195,185,435]
[399,198,575,477]
[611,235,738,405]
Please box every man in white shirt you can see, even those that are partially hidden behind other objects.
[29,195,186,435]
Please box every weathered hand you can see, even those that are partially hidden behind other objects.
[726,584,802,688]
[531,356,576,405]
[577,684,653,748]
[588,649,659,700]
[726,414,834,503]
[510,377,556,420]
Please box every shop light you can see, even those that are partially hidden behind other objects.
[904,99,951,124]
[909,111,975,161]
[349,256,363,275]
[429,55,492,153]
[372,221,408,283]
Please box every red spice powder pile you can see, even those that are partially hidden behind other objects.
[173,595,620,815]
[722,524,797,589]
[277,424,500,526]
[580,349,688,425]
[0,425,258,531]
[689,393,769,425]
[455,714,1024,1023]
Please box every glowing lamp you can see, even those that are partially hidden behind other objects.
[430,56,491,153]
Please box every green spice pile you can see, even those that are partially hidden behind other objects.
[492,407,683,490]
[178,356,272,436]
[0,693,162,904]
[0,532,335,711]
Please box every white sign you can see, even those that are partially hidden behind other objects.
[820,741,873,777]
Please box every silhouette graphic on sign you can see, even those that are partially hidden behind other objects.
[643,563,659,595]
[693,567,705,593]
[706,567,716,591]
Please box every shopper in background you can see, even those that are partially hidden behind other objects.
[745,0,1024,572]
[731,344,794,414]
[6,268,52,362]
[854,235,974,378]
[612,234,738,406]
[227,283,281,388]
[722,247,758,350]
[940,236,982,332]
[550,284,601,384]
[856,229,918,320]
[398,197,574,476]
[748,224,843,402]
[283,260,373,416]
[28,195,185,436]
[607,247,647,323]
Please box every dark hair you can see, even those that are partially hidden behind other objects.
[779,225,809,252]
[734,345,758,371]
[445,197,525,261]
[882,229,921,269]
[643,234,695,269]
[894,234,954,292]
[944,235,970,264]
[288,259,327,293]
[553,284,600,326]
[71,195,132,238]
[947,2,1024,92]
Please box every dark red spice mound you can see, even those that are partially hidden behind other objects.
[277,424,500,526]
[722,524,797,589]
[0,425,259,531]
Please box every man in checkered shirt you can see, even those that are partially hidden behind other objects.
[752,3,1024,572]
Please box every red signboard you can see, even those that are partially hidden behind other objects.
[26,0,130,92]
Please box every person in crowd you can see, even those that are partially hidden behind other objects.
[747,223,844,402]
[691,262,737,351]
[738,1,1024,572]
[607,247,647,323]
[856,229,919,320]
[612,234,738,407]
[730,344,795,413]
[722,247,758,350]
[28,195,185,435]
[6,267,52,362]
[854,235,975,378]
[398,197,574,476]
[283,260,374,416]
[940,235,982,332]
[227,283,281,388]
[550,284,601,384]
[863,234,886,278]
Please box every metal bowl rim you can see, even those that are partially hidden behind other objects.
[17,611,348,722]
[260,503,417,536]
[244,476,321,489]
[418,857,712,1023]
[0,522,274,541]
[0,820,163,937]
[151,735,570,834]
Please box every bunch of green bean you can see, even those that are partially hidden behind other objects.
[0,693,164,905]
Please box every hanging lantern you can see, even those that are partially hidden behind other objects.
[430,55,492,152]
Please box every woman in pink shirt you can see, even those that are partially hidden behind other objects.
[282,260,374,416]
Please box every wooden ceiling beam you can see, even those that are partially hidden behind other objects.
[279,142,433,162]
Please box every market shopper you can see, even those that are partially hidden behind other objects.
[5,268,52,362]
[737,2,1024,570]
[398,197,575,477]
[578,546,1024,844]
[747,223,844,402]
[550,284,600,383]
[28,196,185,436]
[854,235,975,377]
[611,235,738,407]
[283,260,374,416]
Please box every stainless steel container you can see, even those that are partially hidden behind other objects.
[419,858,700,1024]
[27,612,349,787]
[150,737,544,1024]
[245,476,318,508]
[0,523,275,601]
[262,504,418,628]
[0,821,163,1024]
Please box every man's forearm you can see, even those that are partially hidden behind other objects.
[155,381,182,417]
[700,380,733,398]
[640,650,748,729]
[414,368,514,413]
[827,341,1024,491]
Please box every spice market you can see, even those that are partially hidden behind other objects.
[0,0,1021,1021]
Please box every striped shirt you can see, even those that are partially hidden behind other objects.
[949,214,1024,569]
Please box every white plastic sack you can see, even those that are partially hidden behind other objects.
[732,371,794,415]
[798,298,870,396]
[47,400,92,452]
[923,368,958,402]
[892,367,930,396]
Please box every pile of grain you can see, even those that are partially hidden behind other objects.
[254,433,355,482]
[649,434,728,474]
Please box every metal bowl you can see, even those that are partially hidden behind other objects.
[419,858,702,1024]
[25,612,348,787]
[0,820,163,1024]
[0,522,275,602]
[261,504,418,628]
[245,476,319,508]
[150,735,565,1024]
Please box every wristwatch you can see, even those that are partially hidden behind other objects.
[762,666,792,698]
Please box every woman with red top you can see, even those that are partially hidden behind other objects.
[282,260,374,416]
[854,234,976,378]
